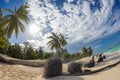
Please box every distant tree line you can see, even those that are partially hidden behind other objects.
[0,43,53,60]
[62,47,93,61]
[0,42,93,60]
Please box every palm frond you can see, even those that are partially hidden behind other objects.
[18,15,29,24]
[17,19,25,32]
[5,8,14,14]
[6,18,15,38]
[0,20,10,30]
[1,5,30,38]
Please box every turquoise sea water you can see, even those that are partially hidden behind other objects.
[104,44,120,53]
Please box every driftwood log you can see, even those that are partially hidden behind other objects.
[0,54,46,67]
[63,60,120,76]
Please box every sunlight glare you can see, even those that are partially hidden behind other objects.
[29,23,40,35]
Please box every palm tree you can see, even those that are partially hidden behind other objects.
[0,8,5,26]
[47,32,61,54]
[87,47,93,57]
[0,8,9,54]
[38,46,44,59]
[0,31,8,53]
[0,5,29,38]
[0,8,6,34]
[82,47,88,57]
[23,41,29,53]
[59,33,67,52]
[47,32,67,57]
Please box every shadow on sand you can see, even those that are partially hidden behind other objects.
[47,76,83,80]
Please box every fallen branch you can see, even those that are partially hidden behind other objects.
[63,61,120,76]
[0,54,46,67]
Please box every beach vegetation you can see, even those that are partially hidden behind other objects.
[0,5,29,38]
[47,32,67,57]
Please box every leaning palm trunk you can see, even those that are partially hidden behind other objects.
[56,48,63,57]
[0,54,46,67]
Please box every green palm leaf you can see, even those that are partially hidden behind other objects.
[0,4,29,38]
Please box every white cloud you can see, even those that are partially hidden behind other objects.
[23,0,120,52]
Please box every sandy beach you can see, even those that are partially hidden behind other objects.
[0,52,120,80]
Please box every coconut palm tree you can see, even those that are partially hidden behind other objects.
[87,47,93,57]
[0,8,9,54]
[0,8,6,33]
[0,31,8,53]
[0,5,29,38]
[59,33,67,51]
[47,32,67,57]
[82,47,88,57]
[0,8,5,34]
[0,8,5,26]
[47,32,61,54]
[23,41,29,54]
[38,46,44,59]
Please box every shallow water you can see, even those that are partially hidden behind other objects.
[104,44,120,54]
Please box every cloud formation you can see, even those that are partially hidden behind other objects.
[24,0,120,53]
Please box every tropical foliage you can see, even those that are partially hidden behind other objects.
[0,33,8,54]
[47,32,67,57]
[0,5,29,38]
[0,8,9,54]
[7,43,23,59]
[6,43,53,60]
[0,8,5,26]
[38,47,44,59]
[0,5,30,55]
[82,47,93,57]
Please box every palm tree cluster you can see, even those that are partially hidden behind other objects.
[47,32,67,57]
[7,43,38,59]
[7,43,53,60]
[82,47,93,57]
[0,5,29,54]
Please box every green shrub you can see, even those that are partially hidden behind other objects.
[7,44,23,59]
[68,62,82,74]
[43,52,53,59]
[44,57,62,78]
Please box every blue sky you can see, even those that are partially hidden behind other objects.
[1,0,120,54]
[0,0,24,9]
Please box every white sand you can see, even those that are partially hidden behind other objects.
[0,52,120,80]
